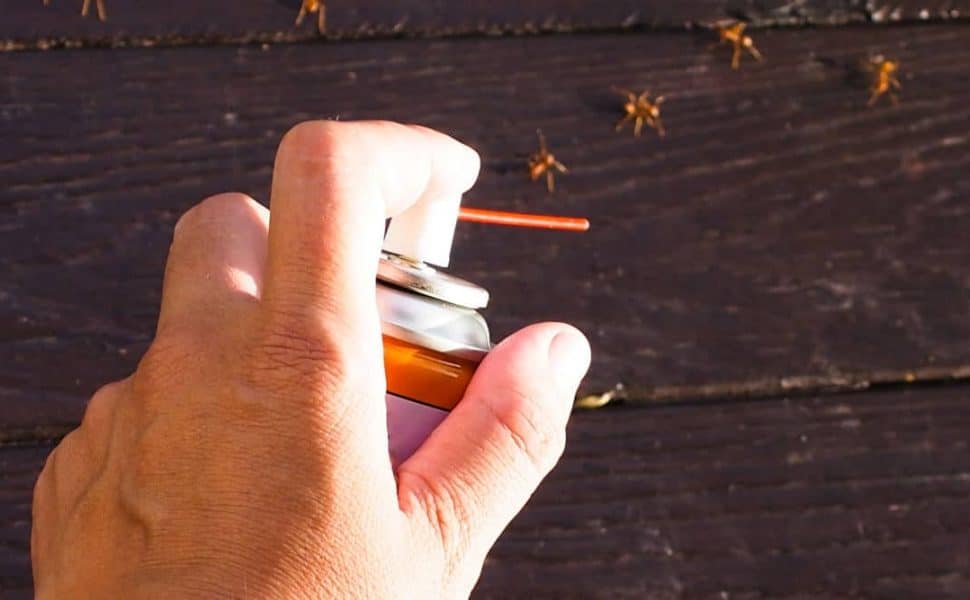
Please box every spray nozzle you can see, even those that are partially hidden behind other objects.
[383,195,588,269]
[380,204,587,309]
[458,208,589,232]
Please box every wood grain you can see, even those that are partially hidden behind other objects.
[1,0,969,49]
[0,445,43,597]
[479,386,970,598]
[2,25,969,428]
[2,386,968,597]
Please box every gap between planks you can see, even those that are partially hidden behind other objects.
[576,363,970,408]
[2,18,970,54]
[3,368,969,448]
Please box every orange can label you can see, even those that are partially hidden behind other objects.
[383,335,481,466]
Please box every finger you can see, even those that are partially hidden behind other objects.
[157,193,269,337]
[31,444,60,577]
[260,120,480,349]
[33,380,122,520]
[31,378,121,580]
[397,323,591,568]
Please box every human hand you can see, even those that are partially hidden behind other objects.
[31,121,591,598]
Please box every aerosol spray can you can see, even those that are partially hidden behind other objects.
[378,198,587,468]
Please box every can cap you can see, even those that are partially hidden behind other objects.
[378,253,490,309]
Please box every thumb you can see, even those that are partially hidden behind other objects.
[397,323,590,573]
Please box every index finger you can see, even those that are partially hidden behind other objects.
[262,120,481,349]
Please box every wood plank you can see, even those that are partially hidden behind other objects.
[2,25,969,428]
[480,386,970,598]
[0,445,44,597]
[2,386,968,596]
[1,0,969,49]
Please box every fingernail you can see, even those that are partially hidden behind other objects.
[547,326,592,394]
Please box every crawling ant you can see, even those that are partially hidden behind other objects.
[614,88,666,137]
[715,22,763,69]
[866,55,901,107]
[295,0,327,34]
[528,130,568,193]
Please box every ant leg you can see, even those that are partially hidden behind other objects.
[612,86,635,99]
[295,5,308,26]
[554,161,568,174]
[81,0,90,16]
[867,91,880,107]
[536,129,548,153]
[96,0,106,20]
[732,45,741,70]
[655,118,666,138]
[318,3,327,34]
[615,114,632,132]
[634,117,643,137]
[890,93,900,107]
[546,171,555,193]
[747,42,763,62]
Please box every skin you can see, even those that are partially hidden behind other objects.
[31,121,591,598]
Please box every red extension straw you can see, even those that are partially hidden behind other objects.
[458,208,589,232]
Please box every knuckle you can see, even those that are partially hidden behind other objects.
[61,380,125,467]
[33,429,83,514]
[132,335,200,397]
[248,331,339,391]
[247,312,379,402]
[397,467,473,565]
[482,386,566,475]
[278,120,384,179]
[33,446,59,509]
[174,192,257,240]
[31,467,53,574]
[81,379,124,434]
[278,120,343,163]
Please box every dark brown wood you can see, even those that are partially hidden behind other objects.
[2,25,969,428]
[2,386,968,596]
[0,445,45,597]
[480,386,970,598]
[1,0,969,49]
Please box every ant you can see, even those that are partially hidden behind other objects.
[715,22,763,70]
[295,0,327,35]
[866,56,901,107]
[614,88,666,137]
[528,130,568,193]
